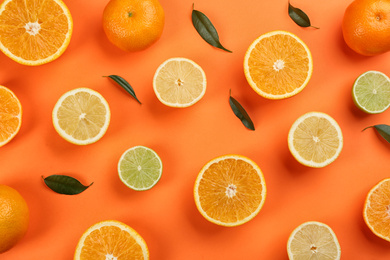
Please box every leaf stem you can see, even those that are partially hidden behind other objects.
[362,126,373,132]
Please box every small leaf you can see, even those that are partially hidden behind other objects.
[192,4,232,53]
[229,90,255,130]
[288,1,319,29]
[42,175,93,195]
[104,75,141,104]
[363,124,390,144]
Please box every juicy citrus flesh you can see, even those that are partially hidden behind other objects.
[118,146,163,191]
[52,88,110,145]
[0,0,72,65]
[363,178,390,242]
[352,70,390,114]
[103,0,164,52]
[244,30,313,99]
[74,220,149,260]
[342,0,390,56]
[153,57,207,107]
[287,221,341,260]
[0,185,29,253]
[0,86,22,147]
[288,112,343,168]
[194,155,266,227]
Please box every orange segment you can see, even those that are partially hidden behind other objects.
[0,85,22,147]
[194,155,266,227]
[244,30,313,99]
[0,0,73,65]
[74,220,149,260]
[363,178,390,242]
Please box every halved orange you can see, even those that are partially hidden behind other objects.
[74,220,149,260]
[363,178,390,242]
[0,85,22,147]
[194,154,266,227]
[0,0,73,66]
[244,30,313,99]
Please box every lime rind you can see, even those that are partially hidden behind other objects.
[352,71,390,114]
[118,146,163,191]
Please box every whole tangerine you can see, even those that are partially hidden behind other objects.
[342,0,390,56]
[0,185,29,253]
[102,0,165,52]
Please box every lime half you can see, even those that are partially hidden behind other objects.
[118,146,163,191]
[352,71,390,114]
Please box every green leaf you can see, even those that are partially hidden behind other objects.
[104,75,141,104]
[288,1,319,29]
[229,90,255,130]
[42,175,93,195]
[192,4,232,53]
[363,124,390,144]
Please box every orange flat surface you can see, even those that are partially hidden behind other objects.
[1,0,390,259]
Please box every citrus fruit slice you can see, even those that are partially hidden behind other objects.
[243,30,313,99]
[153,57,207,107]
[288,112,343,168]
[0,0,73,66]
[74,220,149,260]
[287,221,341,260]
[0,185,29,253]
[352,70,390,114]
[0,85,22,147]
[363,178,390,242]
[118,146,163,191]
[194,154,266,227]
[52,88,110,145]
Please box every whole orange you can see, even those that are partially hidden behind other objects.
[342,0,390,56]
[102,0,165,52]
[0,185,29,253]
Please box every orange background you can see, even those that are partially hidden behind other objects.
[1,0,390,259]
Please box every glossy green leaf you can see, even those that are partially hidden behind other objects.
[363,124,390,144]
[229,90,255,130]
[192,4,232,52]
[42,175,93,195]
[105,75,141,104]
[288,1,319,29]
